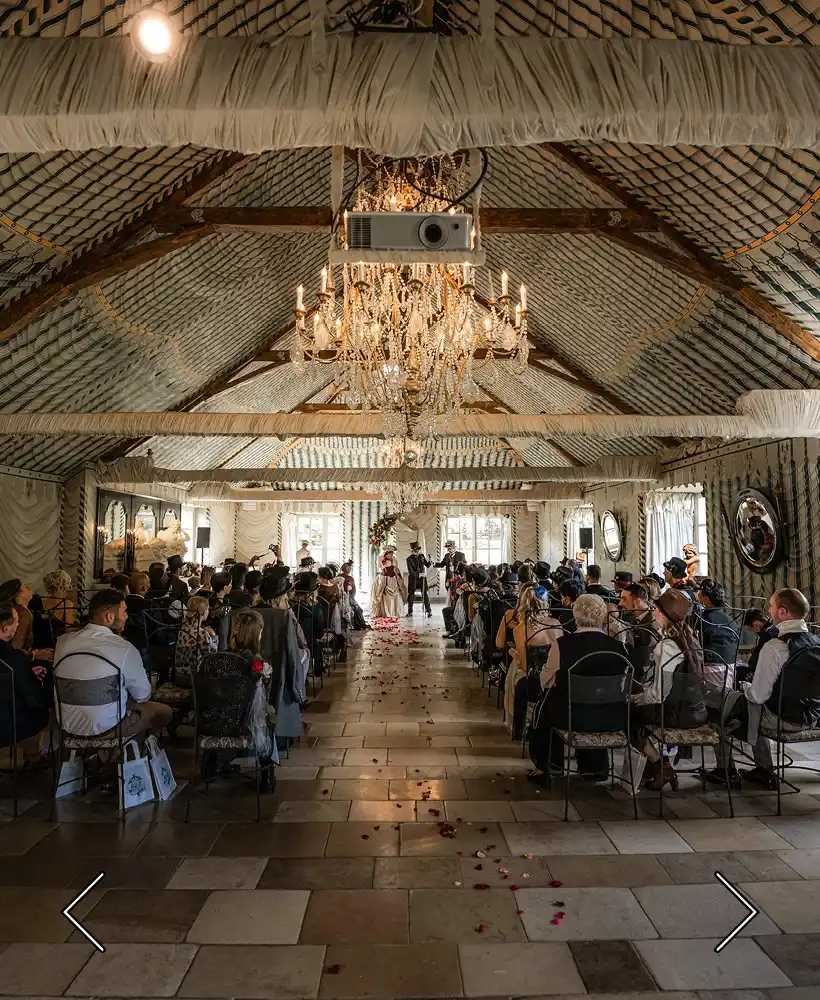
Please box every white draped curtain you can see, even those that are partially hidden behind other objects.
[644,490,698,578]
[501,517,512,565]
[282,513,299,569]
[565,505,594,561]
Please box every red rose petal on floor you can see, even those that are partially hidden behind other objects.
[457,851,463,856]
[396,803,403,808]
[551,918,561,926]
[473,883,490,890]
[510,885,520,891]
[476,924,485,934]
[325,965,343,975]
[322,789,329,795]
[554,901,565,907]
[361,835,370,840]
[556,911,566,917]
[474,864,483,871]
[479,827,488,833]
[518,909,525,915]
[374,826,380,830]
[550,880,563,887]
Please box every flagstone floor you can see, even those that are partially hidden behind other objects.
[1,614,820,999]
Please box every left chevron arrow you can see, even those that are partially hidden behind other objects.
[62,872,106,952]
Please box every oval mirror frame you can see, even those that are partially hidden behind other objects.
[730,488,785,574]
[600,510,623,563]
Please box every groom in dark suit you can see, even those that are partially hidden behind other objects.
[406,542,433,617]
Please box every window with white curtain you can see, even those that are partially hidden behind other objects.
[565,505,594,565]
[695,494,709,576]
[644,488,701,578]
[182,505,209,565]
[293,513,343,568]
[444,516,507,564]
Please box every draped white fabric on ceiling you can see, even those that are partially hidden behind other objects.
[644,489,698,579]
[6,390,820,438]
[1,37,819,155]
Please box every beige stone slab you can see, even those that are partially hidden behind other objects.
[66,943,198,997]
[670,817,793,852]
[331,780,391,800]
[273,801,352,823]
[178,945,326,999]
[187,890,311,944]
[348,800,420,823]
[320,766,406,780]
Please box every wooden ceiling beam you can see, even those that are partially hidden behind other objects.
[157,205,656,235]
[0,152,247,343]
[549,142,820,363]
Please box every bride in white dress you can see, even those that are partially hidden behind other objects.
[370,546,408,619]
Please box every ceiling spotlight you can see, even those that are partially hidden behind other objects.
[131,9,178,62]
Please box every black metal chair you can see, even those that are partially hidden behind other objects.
[185,651,271,823]
[51,651,128,820]
[317,596,338,673]
[644,649,735,818]
[0,658,19,817]
[545,651,636,820]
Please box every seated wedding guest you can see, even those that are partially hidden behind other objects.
[167,555,190,605]
[291,572,326,676]
[227,563,253,608]
[31,570,76,648]
[711,588,820,791]
[742,608,777,674]
[110,573,131,595]
[207,571,233,631]
[639,575,663,603]
[585,565,617,601]
[632,589,706,791]
[147,564,169,601]
[318,566,347,663]
[0,579,52,663]
[528,594,629,784]
[245,570,263,604]
[341,562,368,630]
[195,566,214,597]
[174,596,217,687]
[618,582,659,683]
[54,589,172,739]
[123,572,152,675]
[199,608,276,791]
[697,578,738,691]
[0,602,50,767]
[499,583,563,740]
[467,567,493,624]
[557,579,582,633]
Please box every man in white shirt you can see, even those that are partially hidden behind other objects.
[715,587,817,789]
[54,589,173,739]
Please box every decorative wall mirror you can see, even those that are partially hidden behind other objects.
[729,488,785,573]
[599,510,623,562]
[104,499,127,543]
[162,507,177,529]
[135,503,157,540]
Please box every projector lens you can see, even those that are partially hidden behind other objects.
[420,219,446,248]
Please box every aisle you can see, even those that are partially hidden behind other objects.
[0,616,817,997]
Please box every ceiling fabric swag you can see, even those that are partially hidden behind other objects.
[186,485,584,502]
[1,37,820,155]
[5,391,820,438]
[98,457,661,485]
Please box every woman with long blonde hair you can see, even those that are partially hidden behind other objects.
[497,583,563,738]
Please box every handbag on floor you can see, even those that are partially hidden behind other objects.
[55,750,84,798]
[119,739,156,810]
[618,746,647,794]
[145,735,177,801]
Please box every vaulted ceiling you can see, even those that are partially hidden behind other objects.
[1,0,818,488]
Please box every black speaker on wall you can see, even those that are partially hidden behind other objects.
[195,526,211,549]
[578,527,593,550]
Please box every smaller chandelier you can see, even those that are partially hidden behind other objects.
[382,481,433,512]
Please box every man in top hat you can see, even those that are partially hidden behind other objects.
[612,570,633,592]
[406,542,433,618]
[435,539,466,577]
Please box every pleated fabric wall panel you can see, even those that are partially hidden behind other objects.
[235,503,279,564]
[208,502,237,566]
[0,472,62,586]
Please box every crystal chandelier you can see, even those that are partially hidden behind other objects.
[292,157,528,437]
[382,481,433,512]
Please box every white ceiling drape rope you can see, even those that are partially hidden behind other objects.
[1,37,819,156]
[6,390,820,438]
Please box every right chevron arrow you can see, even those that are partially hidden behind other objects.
[714,871,760,953]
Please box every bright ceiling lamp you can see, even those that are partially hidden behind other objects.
[131,8,178,62]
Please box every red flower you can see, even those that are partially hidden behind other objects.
[550,880,563,888]
[476,924,485,934]
[251,659,264,673]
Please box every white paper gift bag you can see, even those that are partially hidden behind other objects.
[55,750,84,798]
[145,735,177,801]
[119,739,155,810]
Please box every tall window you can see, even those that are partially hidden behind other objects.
[695,493,709,576]
[444,516,505,564]
[295,513,343,568]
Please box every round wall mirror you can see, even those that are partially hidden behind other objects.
[730,488,785,573]
[599,510,622,562]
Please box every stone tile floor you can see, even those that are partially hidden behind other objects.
[1,616,820,998]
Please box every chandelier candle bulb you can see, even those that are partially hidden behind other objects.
[520,285,527,311]
[501,271,509,298]
[320,267,328,294]
[296,285,304,311]
[515,304,521,328]
[463,263,472,286]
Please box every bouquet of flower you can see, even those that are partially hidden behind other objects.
[369,512,400,549]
